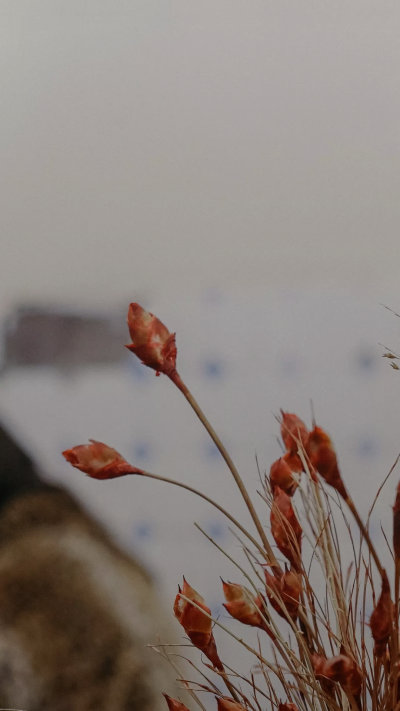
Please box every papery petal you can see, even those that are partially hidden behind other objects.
[163,695,191,711]
[270,453,302,496]
[62,440,141,479]
[370,570,393,657]
[280,412,309,453]
[306,426,347,498]
[126,303,177,376]
[270,487,302,568]
[173,579,223,669]
[217,698,247,711]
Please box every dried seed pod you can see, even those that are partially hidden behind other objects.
[269,453,302,496]
[270,487,302,568]
[217,697,248,711]
[126,302,177,377]
[222,581,274,638]
[278,704,300,711]
[62,440,142,479]
[313,652,362,701]
[264,567,301,620]
[370,570,393,657]
[163,696,191,711]
[306,426,347,498]
[174,578,223,670]
[280,411,309,454]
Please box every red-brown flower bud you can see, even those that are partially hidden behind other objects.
[278,703,300,711]
[217,698,247,711]
[306,426,347,499]
[163,695,191,711]
[370,570,393,657]
[280,412,309,454]
[270,487,302,568]
[126,303,177,377]
[264,568,301,620]
[174,578,223,670]
[312,652,362,699]
[269,453,302,497]
[222,581,271,636]
[393,481,400,560]
[62,440,141,479]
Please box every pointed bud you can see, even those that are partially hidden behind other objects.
[265,568,301,621]
[313,653,362,699]
[306,426,347,498]
[393,481,400,560]
[370,570,393,657]
[174,579,223,670]
[278,704,300,711]
[270,487,302,568]
[280,412,309,454]
[126,303,177,377]
[217,698,247,711]
[62,440,141,479]
[269,453,302,497]
[222,581,272,637]
[163,696,191,711]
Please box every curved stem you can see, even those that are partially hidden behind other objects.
[136,469,270,563]
[343,493,384,579]
[169,370,279,570]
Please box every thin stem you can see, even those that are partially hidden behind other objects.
[135,468,270,563]
[169,370,279,569]
[344,493,384,579]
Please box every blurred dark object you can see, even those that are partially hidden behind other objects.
[1,305,127,371]
[0,421,174,711]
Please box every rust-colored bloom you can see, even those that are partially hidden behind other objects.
[264,567,301,620]
[222,581,272,636]
[270,487,302,568]
[370,570,393,657]
[126,303,177,377]
[280,411,309,454]
[278,704,300,711]
[306,426,347,499]
[174,578,223,670]
[312,652,362,700]
[269,453,302,496]
[217,698,247,711]
[163,696,191,711]
[62,440,141,479]
[393,481,400,560]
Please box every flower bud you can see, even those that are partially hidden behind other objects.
[217,698,247,711]
[174,579,223,670]
[264,568,301,620]
[278,704,300,711]
[270,487,302,568]
[222,581,272,636]
[269,453,302,497]
[370,570,393,657]
[62,440,141,479]
[126,303,177,377]
[280,412,309,454]
[163,696,191,711]
[306,426,347,499]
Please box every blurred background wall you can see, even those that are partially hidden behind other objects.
[1,0,400,633]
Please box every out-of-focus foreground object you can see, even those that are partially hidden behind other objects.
[0,421,174,711]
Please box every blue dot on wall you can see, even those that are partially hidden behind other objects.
[204,441,223,460]
[133,521,154,541]
[205,521,225,541]
[203,358,225,380]
[356,350,376,372]
[357,436,379,458]
[279,355,302,376]
[132,442,152,462]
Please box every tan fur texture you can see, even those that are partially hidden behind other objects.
[0,486,175,711]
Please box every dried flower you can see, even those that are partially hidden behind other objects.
[306,426,347,499]
[264,567,301,620]
[174,578,223,670]
[370,570,393,657]
[278,703,300,711]
[126,303,177,377]
[269,453,302,496]
[393,481,400,560]
[222,581,272,636]
[62,440,141,479]
[270,487,302,568]
[163,695,191,711]
[313,652,362,699]
[280,411,309,454]
[217,697,247,711]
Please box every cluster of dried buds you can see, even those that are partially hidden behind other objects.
[62,301,400,711]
